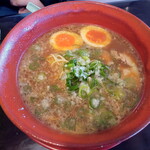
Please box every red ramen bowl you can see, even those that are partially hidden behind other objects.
[0,1,150,150]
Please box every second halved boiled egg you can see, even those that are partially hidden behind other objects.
[80,25,111,47]
[50,31,83,51]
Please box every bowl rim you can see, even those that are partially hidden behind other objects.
[0,1,150,149]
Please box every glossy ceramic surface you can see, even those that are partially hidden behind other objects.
[0,1,150,149]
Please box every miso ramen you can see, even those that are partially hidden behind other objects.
[18,24,144,134]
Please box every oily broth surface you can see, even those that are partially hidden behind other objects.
[18,24,144,134]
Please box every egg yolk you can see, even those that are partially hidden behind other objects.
[55,33,75,47]
[86,30,106,44]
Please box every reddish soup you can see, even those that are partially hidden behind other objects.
[18,24,144,134]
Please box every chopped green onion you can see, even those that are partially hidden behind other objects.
[89,60,100,70]
[99,64,109,77]
[39,57,45,62]
[75,49,89,57]
[50,85,61,92]
[34,108,41,117]
[30,97,37,103]
[82,56,89,61]
[108,87,125,100]
[89,78,99,89]
[37,72,47,81]
[77,108,89,119]
[79,83,90,98]
[64,50,110,98]
[90,49,101,59]
[94,108,117,129]
[113,88,125,100]
[65,59,77,69]
[30,44,41,51]
[64,117,76,130]
[63,101,72,111]
[124,77,136,89]
[29,61,40,71]
[23,84,32,93]
[89,98,100,109]
[64,51,74,59]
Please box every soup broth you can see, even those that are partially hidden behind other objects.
[18,24,144,134]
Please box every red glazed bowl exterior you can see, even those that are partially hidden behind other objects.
[0,1,150,150]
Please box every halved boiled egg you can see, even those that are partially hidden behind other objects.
[50,31,83,51]
[80,25,111,47]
